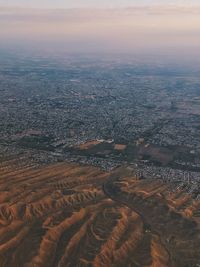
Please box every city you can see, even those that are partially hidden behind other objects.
[0,53,199,198]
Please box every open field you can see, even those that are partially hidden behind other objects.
[0,159,199,267]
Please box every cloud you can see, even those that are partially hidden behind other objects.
[0,6,200,56]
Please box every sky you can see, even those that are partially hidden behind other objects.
[0,0,200,8]
[0,1,200,60]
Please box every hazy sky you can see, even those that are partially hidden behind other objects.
[0,0,200,8]
[0,3,200,60]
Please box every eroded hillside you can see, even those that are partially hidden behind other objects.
[0,158,199,267]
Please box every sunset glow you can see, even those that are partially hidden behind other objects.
[0,5,200,58]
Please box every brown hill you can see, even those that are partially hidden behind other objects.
[0,159,199,267]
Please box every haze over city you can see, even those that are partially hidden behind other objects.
[0,0,200,62]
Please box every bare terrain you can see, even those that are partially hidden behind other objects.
[0,157,199,267]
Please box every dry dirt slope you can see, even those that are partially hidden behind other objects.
[0,158,199,267]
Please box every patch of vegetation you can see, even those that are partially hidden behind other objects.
[17,135,54,151]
